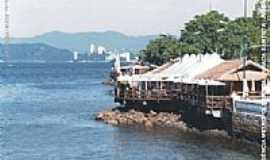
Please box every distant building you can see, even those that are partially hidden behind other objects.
[90,44,96,55]
[97,46,106,55]
[87,44,107,61]
[105,52,133,62]
[121,52,131,62]
[73,51,79,62]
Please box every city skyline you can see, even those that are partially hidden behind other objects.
[0,0,257,37]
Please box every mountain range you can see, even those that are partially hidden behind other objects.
[1,31,157,53]
[0,31,157,62]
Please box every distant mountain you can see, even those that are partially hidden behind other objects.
[1,31,157,53]
[0,43,73,62]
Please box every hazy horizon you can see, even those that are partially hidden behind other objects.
[0,0,257,37]
[1,30,159,39]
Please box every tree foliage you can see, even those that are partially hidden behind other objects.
[180,11,229,55]
[140,35,180,66]
[140,1,270,66]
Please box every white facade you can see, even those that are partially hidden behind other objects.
[90,44,96,55]
[106,52,132,62]
[97,46,106,55]
[121,52,131,62]
[119,53,225,85]
[139,53,224,82]
[73,51,79,61]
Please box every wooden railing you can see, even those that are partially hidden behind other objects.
[205,96,233,110]
[118,89,176,101]
[116,88,262,111]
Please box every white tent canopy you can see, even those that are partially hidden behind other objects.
[117,53,226,87]
[120,53,224,84]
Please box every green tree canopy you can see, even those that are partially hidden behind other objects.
[221,17,259,59]
[180,11,229,55]
[140,34,180,65]
[140,2,270,66]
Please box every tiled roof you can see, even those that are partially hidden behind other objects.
[195,60,241,80]
[195,59,267,81]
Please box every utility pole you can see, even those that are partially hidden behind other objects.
[244,0,248,17]
[260,0,268,160]
[209,0,212,11]
[4,0,10,62]
[261,0,268,68]
[242,0,248,98]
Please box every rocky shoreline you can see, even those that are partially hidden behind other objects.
[95,107,230,138]
[95,107,270,159]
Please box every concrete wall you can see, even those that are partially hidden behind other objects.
[232,112,270,144]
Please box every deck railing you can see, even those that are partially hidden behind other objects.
[205,96,232,110]
[116,88,262,111]
[117,89,177,101]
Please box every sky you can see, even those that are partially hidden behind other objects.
[0,0,258,37]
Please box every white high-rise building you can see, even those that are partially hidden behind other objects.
[90,44,96,55]
[97,46,106,55]
[73,51,79,61]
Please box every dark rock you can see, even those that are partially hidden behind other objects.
[95,113,104,121]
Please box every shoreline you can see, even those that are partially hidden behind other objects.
[95,106,270,151]
[95,106,231,138]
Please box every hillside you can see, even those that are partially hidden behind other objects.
[2,31,157,53]
[0,43,73,62]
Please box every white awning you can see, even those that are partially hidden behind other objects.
[118,53,226,86]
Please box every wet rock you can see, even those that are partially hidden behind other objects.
[95,108,185,130]
[95,113,104,121]
[95,107,270,147]
[118,117,127,125]
[127,118,135,125]
[107,119,119,126]
[129,109,137,115]
[143,119,153,128]
[174,121,188,131]
[150,110,157,116]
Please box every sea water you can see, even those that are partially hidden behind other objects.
[0,62,257,160]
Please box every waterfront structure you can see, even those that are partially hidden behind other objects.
[111,54,151,83]
[120,52,131,62]
[232,1,269,158]
[114,53,269,119]
[106,52,133,62]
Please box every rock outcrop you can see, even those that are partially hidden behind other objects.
[96,109,182,128]
[95,107,270,149]
[95,107,229,138]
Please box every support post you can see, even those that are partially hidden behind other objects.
[261,1,268,159]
